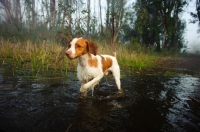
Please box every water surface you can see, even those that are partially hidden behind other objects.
[0,65,200,132]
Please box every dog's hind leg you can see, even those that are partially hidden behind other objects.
[112,66,121,90]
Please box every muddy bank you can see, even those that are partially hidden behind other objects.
[156,56,200,75]
[134,56,200,77]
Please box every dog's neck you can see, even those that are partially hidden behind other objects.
[78,53,88,67]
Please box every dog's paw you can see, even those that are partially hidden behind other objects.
[80,87,88,97]
[80,87,87,93]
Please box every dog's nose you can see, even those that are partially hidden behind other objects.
[66,50,72,56]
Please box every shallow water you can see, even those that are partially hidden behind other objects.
[0,66,200,132]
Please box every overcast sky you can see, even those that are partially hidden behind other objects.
[182,0,200,53]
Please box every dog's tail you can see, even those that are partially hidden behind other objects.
[113,52,117,57]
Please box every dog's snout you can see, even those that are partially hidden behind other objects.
[66,50,72,56]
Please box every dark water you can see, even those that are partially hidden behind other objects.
[0,65,200,132]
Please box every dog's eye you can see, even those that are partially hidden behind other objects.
[68,44,71,48]
[77,45,81,48]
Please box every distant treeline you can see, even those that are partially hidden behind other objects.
[0,0,198,52]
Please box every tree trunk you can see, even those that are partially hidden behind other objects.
[99,0,103,34]
[162,29,167,48]
[14,1,18,20]
[50,0,56,30]
[111,0,115,50]
[106,0,110,30]
[61,1,67,30]
[156,32,161,51]
[68,0,73,32]
[27,2,31,29]
[86,0,90,38]
[16,0,22,23]
[45,0,50,30]
[13,0,22,25]
[56,0,61,29]
[41,0,47,29]
[32,0,35,29]
[170,0,180,48]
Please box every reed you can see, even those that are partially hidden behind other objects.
[0,39,156,76]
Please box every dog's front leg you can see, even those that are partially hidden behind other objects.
[80,80,87,93]
[80,76,102,92]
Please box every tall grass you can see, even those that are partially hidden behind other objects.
[96,40,156,72]
[0,39,156,76]
[0,39,71,76]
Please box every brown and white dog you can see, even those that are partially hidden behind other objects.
[65,37,121,95]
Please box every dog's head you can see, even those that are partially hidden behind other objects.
[66,37,98,59]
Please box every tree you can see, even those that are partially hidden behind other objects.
[86,0,90,38]
[14,0,22,24]
[0,0,188,52]
[99,0,103,35]
[50,0,56,30]
[106,0,126,51]
[0,0,13,24]
[32,0,35,29]
[190,0,200,32]
[197,0,200,22]
[134,0,188,51]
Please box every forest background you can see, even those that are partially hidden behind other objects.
[0,0,199,75]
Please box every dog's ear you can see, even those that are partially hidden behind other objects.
[85,39,98,55]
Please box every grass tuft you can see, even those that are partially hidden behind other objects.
[0,39,157,76]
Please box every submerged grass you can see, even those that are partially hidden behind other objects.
[0,39,157,76]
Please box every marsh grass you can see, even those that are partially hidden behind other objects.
[96,40,156,73]
[0,39,70,76]
[0,39,156,76]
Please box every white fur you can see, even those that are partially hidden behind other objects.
[66,38,121,95]
[68,37,80,58]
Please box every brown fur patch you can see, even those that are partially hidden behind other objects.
[73,38,98,58]
[74,38,88,58]
[88,53,98,67]
[85,39,98,55]
[101,56,113,72]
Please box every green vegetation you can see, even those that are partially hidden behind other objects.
[0,0,191,52]
[0,39,70,76]
[0,0,198,77]
[0,39,158,76]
